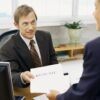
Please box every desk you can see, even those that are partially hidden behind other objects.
[14,87,43,100]
[14,75,70,100]
[14,87,56,100]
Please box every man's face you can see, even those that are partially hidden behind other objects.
[94,0,100,31]
[15,12,37,39]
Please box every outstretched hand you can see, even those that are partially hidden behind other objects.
[20,71,34,83]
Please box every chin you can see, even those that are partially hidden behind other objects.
[29,37,33,39]
[25,36,33,39]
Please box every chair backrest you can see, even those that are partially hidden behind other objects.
[0,29,18,48]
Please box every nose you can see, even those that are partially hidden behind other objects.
[28,24,33,30]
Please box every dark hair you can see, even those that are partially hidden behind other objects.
[14,5,37,24]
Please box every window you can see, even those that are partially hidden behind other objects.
[78,0,95,23]
[0,0,96,28]
[78,0,94,17]
[0,0,12,17]
[18,0,72,26]
[0,0,12,28]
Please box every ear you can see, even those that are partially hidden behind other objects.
[14,22,19,29]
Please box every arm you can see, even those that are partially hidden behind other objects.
[0,54,31,88]
[48,40,100,100]
[56,42,100,100]
[0,44,32,88]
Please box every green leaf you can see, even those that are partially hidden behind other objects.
[64,21,82,29]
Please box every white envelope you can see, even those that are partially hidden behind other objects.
[30,64,70,93]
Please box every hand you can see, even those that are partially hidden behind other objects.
[20,71,34,83]
[47,90,60,100]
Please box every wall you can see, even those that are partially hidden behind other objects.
[38,24,100,47]
[0,24,100,47]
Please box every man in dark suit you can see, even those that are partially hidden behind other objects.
[48,0,100,100]
[0,5,58,99]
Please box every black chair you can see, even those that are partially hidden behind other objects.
[0,29,18,48]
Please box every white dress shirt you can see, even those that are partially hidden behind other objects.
[19,33,42,61]
[19,33,42,84]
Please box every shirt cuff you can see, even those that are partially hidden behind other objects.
[20,73,27,85]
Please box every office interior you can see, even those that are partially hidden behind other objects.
[0,0,99,99]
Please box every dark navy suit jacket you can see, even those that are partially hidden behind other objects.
[0,30,58,88]
[57,37,100,100]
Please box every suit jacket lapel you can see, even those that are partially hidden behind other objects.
[13,33,35,69]
[35,32,46,65]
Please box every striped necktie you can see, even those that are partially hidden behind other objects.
[30,40,42,67]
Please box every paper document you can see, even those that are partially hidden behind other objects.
[30,64,70,93]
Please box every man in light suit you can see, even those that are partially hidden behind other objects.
[0,5,58,99]
[48,0,100,100]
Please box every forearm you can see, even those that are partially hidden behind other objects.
[12,72,30,88]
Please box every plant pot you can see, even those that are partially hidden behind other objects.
[67,29,82,44]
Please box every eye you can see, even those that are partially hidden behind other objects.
[31,20,36,25]
[23,22,28,26]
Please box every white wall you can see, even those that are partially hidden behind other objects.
[38,24,100,47]
[0,24,100,47]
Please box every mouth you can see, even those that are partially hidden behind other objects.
[27,30,34,33]
[26,31,35,35]
[27,29,36,33]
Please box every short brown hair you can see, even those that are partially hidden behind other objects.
[14,5,37,24]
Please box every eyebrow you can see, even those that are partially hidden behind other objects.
[23,19,36,23]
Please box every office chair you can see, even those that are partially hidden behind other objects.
[0,29,18,48]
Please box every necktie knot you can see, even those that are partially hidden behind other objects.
[30,40,35,47]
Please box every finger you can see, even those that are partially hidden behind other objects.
[25,71,34,79]
[21,71,33,83]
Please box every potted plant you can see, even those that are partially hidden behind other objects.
[64,21,82,44]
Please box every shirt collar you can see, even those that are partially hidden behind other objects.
[20,33,36,48]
